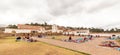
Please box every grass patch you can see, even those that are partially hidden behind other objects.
[0,36,87,55]
[47,36,68,40]
[116,39,120,44]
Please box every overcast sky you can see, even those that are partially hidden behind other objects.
[0,0,120,28]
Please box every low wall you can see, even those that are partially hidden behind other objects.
[90,33,120,37]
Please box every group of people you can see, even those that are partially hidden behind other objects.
[108,35,120,40]
[64,35,94,43]
[15,33,47,42]
[100,41,117,47]
[38,34,44,38]
[99,41,120,51]
[16,34,37,42]
[99,35,120,51]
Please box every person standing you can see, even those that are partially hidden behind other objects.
[68,36,72,42]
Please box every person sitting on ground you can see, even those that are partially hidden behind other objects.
[89,35,93,40]
[38,34,42,38]
[16,36,21,42]
[29,38,34,42]
[38,35,40,38]
[25,36,30,39]
[111,35,116,40]
[24,35,30,42]
[109,41,115,47]
[83,37,87,42]
[76,38,83,43]
[26,36,37,42]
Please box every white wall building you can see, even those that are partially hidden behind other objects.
[4,24,46,33]
[51,24,63,33]
[4,28,31,33]
[63,29,90,35]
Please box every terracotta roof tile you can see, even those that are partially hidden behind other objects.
[18,24,45,30]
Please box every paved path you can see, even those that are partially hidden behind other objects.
[34,37,120,55]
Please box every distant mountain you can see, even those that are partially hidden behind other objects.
[101,23,120,30]
[0,24,7,27]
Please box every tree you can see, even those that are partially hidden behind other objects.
[7,24,17,28]
[44,22,47,26]
[34,23,39,26]
[110,28,115,32]
[25,23,29,25]
[30,22,34,25]
[89,28,104,33]
[116,29,120,32]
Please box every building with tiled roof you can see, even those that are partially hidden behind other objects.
[4,24,46,33]
[18,24,45,31]
[63,29,90,36]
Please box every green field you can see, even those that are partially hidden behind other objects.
[0,37,85,55]
[116,39,120,44]
[50,36,68,40]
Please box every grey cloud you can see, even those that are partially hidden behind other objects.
[47,0,120,16]
[32,15,53,23]
[0,6,10,13]
[17,0,52,23]
[68,3,84,14]
[100,22,120,29]
[87,0,120,13]
[13,0,44,9]
[0,0,13,13]
[47,0,82,16]
[0,0,52,24]
[101,22,120,28]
